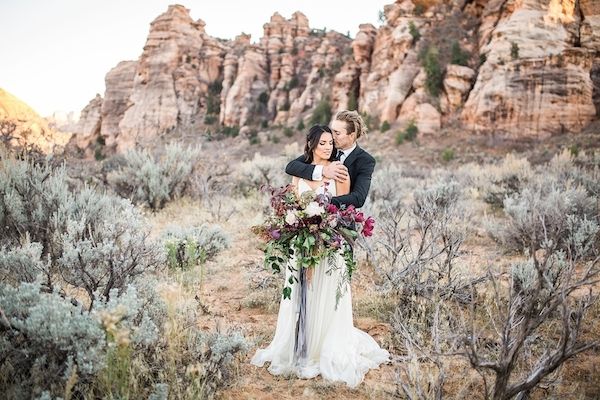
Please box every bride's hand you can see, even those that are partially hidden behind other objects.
[323,162,348,183]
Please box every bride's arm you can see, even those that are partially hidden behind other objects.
[291,176,300,196]
[335,176,350,196]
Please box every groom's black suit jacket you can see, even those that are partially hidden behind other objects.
[285,145,376,208]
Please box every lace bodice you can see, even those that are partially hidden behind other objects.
[297,178,337,197]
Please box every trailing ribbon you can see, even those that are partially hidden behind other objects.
[294,267,307,363]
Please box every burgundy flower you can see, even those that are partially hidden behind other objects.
[354,211,365,223]
[327,203,338,214]
[362,216,375,237]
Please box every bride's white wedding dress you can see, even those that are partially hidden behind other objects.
[250,178,390,388]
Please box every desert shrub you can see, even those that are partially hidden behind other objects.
[396,121,418,144]
[296,120,305,131]
[258,91,268,105]
[511,42,520,60]
[108,142,202,210]
[57,190,164,306]
[484,151,599,254]
[476,154,533,208]
[0,240,49,286]
[204,114,217,125]
[243,264,282,312]
[380,120,391,132]
[421,45,443,97]
[0,281,107,399]
[460,205,599,400]
[221,126,239,137]
[235,153,288,194]
[183,330,248,399]
[409,21,421,43]
[369,179,471,398]
[372,180,469,304]
[247,130,260,145]
[441,148,455,163]
[450,41,469,66]
[163,225,230,270]
[0,155,164,302]
[0,154,72,253]
[283,127,294,137]
[310,98,332,125]
[368,163,420,205]
[490,184,596,255]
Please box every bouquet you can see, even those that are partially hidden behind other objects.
[252,184,375,303]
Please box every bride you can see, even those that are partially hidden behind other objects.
[250,124,390,388]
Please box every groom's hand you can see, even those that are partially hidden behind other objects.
[323,162,348,183]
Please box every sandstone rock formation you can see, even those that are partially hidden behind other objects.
[72,0,600,155]
[73,94,102,153]
[462,0,598,137]
[46,110,80,133]
[0,88,71,153]
[441,64,476,113]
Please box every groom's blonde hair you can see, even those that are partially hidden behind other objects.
[334,110,368,139]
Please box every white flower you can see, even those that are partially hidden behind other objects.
[327,215,338,228]
[305,201,325,217]
[285,210,298,225]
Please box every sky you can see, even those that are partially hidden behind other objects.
[0,0,390,117]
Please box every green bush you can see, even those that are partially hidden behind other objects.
[222,126,239,137]
[297,120,305,131]
[396,132,406,145]
[511,42,519,60]
[258,91,269,105]
[288,76,299,90]
[441,148,455,162]
[421,46,443,97]
[396,121,418,145]
[163,225,230,270]
[381,120,391,132]
[568,144,580,157]
[95,146,105,161]
[310,98,332,125]
[248,130,260,145]
[405,121,418,141]
[204,114,217,125]
[450,41,469,66]
[284,127,294,137]
[409,21,421,43]
[108,143,202,210]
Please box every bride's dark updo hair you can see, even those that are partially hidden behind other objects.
[304,124,336,163]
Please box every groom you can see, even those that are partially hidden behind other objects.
[285,110,375,208]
